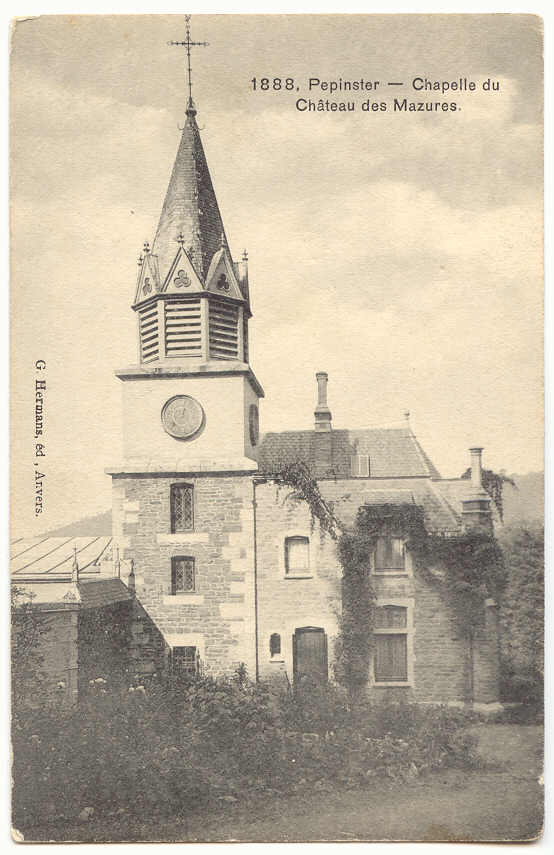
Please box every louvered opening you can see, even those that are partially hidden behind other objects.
[209,299,239,360]
[165,300,202,358]
[243,317,249,363]
[139,305,159,363]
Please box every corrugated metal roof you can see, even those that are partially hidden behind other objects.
[10,536,112,578]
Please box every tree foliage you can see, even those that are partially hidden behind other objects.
[496,523,544,705]
[11,585,51,708]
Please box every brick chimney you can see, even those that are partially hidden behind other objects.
[314,372,332,432]
[462,447,493,532]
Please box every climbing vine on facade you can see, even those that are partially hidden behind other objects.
[265,460,505,700]
[264,458,343,540]
[460,467,516,522]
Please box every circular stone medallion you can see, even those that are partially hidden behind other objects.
[161,395,205,440]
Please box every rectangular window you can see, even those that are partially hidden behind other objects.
[171,484,194,532]
[374,536,405,571]
[285,536,310,574]
[350,454,370,477]
[374,635,408,682]
[171,556,195,594]
[374,605,408,683]
[172,646,198,676]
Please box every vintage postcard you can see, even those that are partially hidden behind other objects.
[10,13,543,843]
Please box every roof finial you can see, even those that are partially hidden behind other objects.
[143,240,150,255]
[168,15,209,116]
[404,410,411,427]
[72,545,79,582]
[242,249,248,263]
[176,231,185,246]
[128,558,136,595]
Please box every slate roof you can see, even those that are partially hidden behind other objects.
[319,481,463,534]
[257,428,441,479]
[152,103,227,285]
[77,578,133,609]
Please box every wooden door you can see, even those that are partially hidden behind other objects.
[293,626,328,685]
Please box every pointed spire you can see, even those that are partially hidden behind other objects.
[151,109,228,285]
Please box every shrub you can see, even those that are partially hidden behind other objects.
[12,670,478,832]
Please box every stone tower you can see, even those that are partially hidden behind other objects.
[107,84,263,676]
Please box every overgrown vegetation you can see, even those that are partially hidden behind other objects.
[11,586,51,708]
[266,461,507,702]
[333,502,504,701]
[263,459,342,540]
[12,669,478,833]
[497,524,544,709]
[461,467,516,522]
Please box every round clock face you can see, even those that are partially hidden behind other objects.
[249,404,259,447]
[161,395,205,440]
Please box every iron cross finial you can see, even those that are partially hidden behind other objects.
[176,231,185,245]
[168,14,209,110]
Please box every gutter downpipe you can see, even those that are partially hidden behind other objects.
[252,476,267,683]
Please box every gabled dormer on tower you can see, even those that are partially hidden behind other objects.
[132,100,251,367]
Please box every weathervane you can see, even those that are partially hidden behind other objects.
[168,15,209,110]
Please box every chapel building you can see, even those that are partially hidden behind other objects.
[103,85,501,708]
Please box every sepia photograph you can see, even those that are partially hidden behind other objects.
[9,12,544,843]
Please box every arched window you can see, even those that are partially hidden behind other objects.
[270,633,281,657]
[285,536,310,574]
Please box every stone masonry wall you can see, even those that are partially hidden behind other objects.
[112,473,256,677]
[255,478,497,704]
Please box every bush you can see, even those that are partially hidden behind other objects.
[12,670,478,832]
[497,524,544,707]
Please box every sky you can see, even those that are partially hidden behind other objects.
[10,13,543,537]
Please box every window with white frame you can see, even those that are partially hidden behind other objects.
[171,645,199,676]
[374,535,406,572]
[373,605,409,683]
[350,454,370,477]
[285,536,310,574]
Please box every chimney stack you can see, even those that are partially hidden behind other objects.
[462,447,492,532]
[469,447,483,490]
[314,372,332,432]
